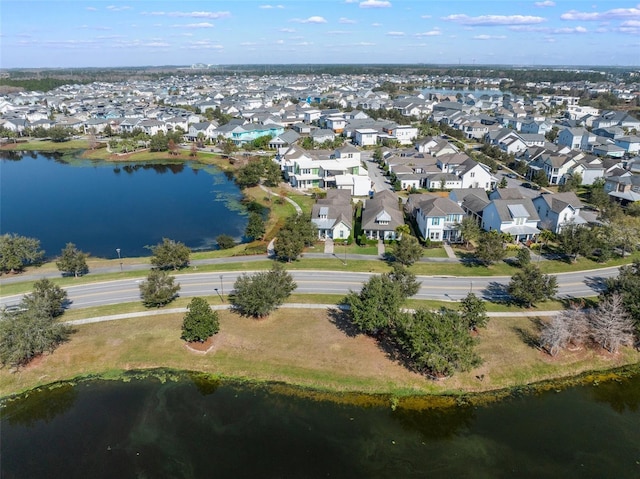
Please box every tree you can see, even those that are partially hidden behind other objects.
[21,278,69,318]
[539,303,589,356]
[459,292,488,331]
[589,178,610,211]
[532,169,549,187]
[245,212,266,241]
[221,139,236,157]
[589,293,635,353]
[48,126,72,142]
[149,132,169,151]
[457,217,481,249]
[394,308,481,377]
[56,242,89,277]
[0,305,70,368]
[274,214,317,262]
[557,223,594,262]
[475,230,506,265]
[168,138,179,156]
[559,172,582,192]
[230,263,296,318]
[391,234,423,266]
[388,263,421,298]
[498,176,508,189]
[344,273,405,334]
[602,260,640,331]
[0,233,45,274]
[181,297,219,342]
[139,270,180,307]
[149,238,190,270]
[608,214,640,257]
[216,234,236,250]
[508,264,557,307]
[263,158,282,187]
[516,247,531,267]
[235,160,264,188]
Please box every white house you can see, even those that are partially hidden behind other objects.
[310,189,353,240]
[410,195,464,242]
[354,128,378,146]
[533,192,588,233]
[481,198,541,243]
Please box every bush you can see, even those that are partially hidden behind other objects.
[181,297,219,342]
[216,234,236,250]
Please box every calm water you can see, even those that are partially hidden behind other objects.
[0,151,248,258]
[2,372,640,478]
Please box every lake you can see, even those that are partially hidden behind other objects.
[0,151,248,258]
[2,370,640,478]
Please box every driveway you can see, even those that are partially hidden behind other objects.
[365,157,391,193]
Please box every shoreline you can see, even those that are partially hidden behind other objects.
[3,361,640,409]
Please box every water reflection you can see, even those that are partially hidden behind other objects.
[2,383,78,427]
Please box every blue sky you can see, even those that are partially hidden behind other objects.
[2,1,639,68]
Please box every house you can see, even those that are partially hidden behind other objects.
[407,194,464,242]
[557,127,587,150]
[532,192,588,233]
[310,128,335,144]
[604,174,640,205]
[361,190,404,240]
[354,128,378,146]
[615,136,640,155]
[269,129,300,150]
[310,189,353,241]
[481,198,541,242]
[458,158,497,189]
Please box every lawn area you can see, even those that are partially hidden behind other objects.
[2,306,638,398]
[422,247,449,258]
[1,139,90,151]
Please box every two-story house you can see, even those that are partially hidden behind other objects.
[361,190,404,241]
[481,198,541,243]
[310,189,353,241]
[532,192,588,233]
[407,194,465,242]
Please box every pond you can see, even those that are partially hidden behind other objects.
[0,151,248,258]
[2,371,640,478]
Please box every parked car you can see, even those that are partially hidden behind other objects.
[507,173,517,179]
[521,182,532,188]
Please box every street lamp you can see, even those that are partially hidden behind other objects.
[343,240,348,266]
[219,275,224,302]
[214,288,223,303]
[116,248,122,271]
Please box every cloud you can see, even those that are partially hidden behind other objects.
[86,7,97,11]
[173,22,215,28]
[240,41,257,46]
[474,34,507,40]
[371,22,382,27]
[534,1,555,7]
[260,4,284,9]
[560,7,640,21]
[339,17,357,24]
[420,15,431,19]
[443,14,546,26]
[279,27,296,33]
[415,29,441,36]
[291,16,327,24]
[106,5,131,12]
[144,11,231,19]
[386,31,405,36]
[359,0,391,8]
[354,41,376,45]
[327,30,353,34]
[551,26,588,34]
[186,40,223,49]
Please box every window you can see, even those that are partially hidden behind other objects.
[339,230,344,238]
[432,217,441,225]
[430,232,440,240]
[470,172,475,178]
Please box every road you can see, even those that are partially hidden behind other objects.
[0,267,621,311]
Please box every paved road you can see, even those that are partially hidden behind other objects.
[0,267,621,310]
[366,157,391,193]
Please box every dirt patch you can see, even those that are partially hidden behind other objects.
[184,335,219,354]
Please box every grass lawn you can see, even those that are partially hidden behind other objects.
[1,139,90,151]
[2,307,638,399]
[422,247,449,258]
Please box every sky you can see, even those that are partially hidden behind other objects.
[1,0,640,69]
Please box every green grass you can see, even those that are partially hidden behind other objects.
[2,139,90,151]
[422,247,449,258]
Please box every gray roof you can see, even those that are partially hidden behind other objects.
[487,198,540,222]
[362,190,404,232]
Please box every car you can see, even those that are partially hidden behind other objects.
[507,173,517,179]
[521,182,532,188]
[531,183,541,190]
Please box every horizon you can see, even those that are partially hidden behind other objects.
[2,0,639,69]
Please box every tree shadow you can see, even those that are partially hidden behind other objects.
[327,306,360,338]
[374,332,422,375]
[481,281,512,304]
[456,251,484,267]
[583,274,610,295]
[512,317,545,350]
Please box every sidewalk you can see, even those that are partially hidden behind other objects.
[63,303,560,327]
